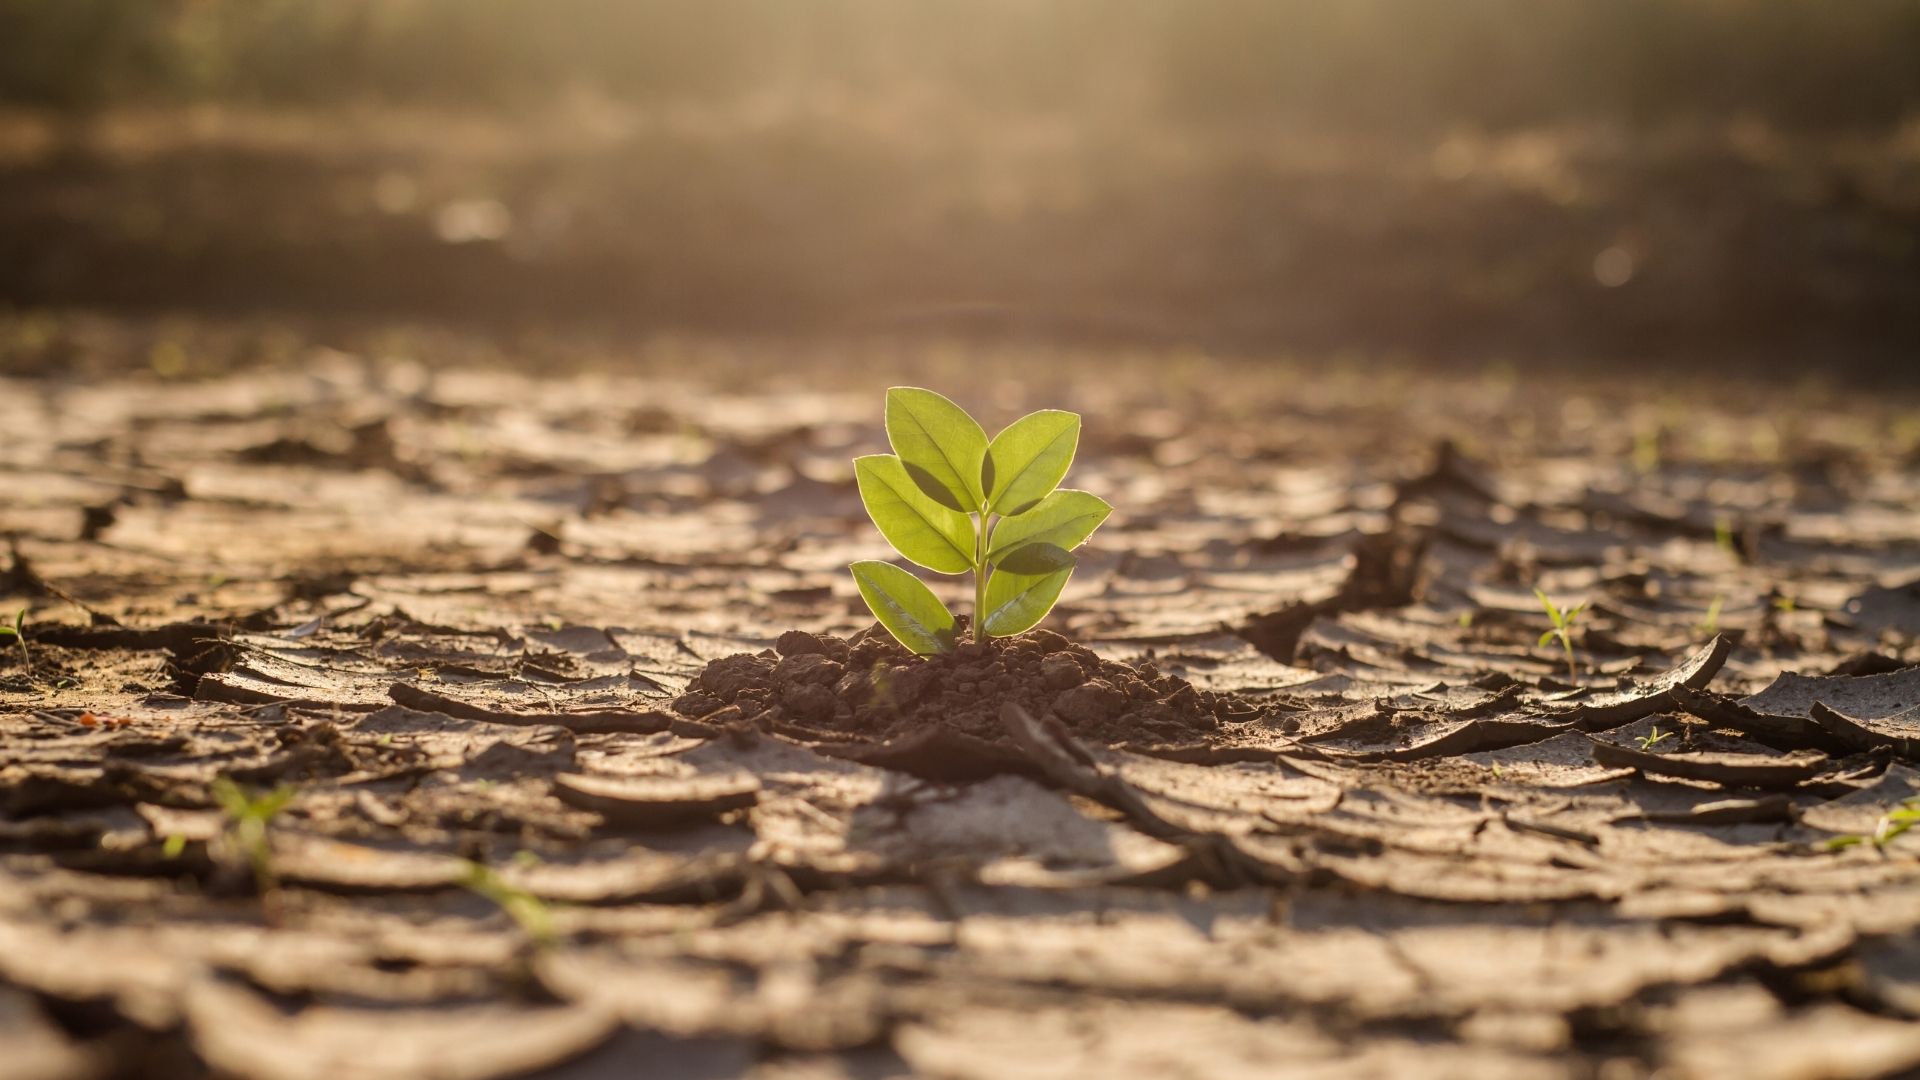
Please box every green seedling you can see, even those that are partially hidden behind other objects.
[1635,726,1675,751]
[211,776,296,894]
[1824,797,1920,851]
[1534,588,1587,681]
[1631,427,1661,475]
[1771,594,1797,613]
[851,387,1110,653]
[1698,594,1725,636]
[0,607,30,674]
[459,860,555,944]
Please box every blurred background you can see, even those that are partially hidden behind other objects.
[1,0,1918,377]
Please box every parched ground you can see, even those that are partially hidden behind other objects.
[2,325,1919,1079]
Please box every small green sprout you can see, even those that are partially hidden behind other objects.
[1698,594,1725,636]
[211,777,296,894]
[1635,726,1675,751]
[851,387,1111,653]
[459,859,555,944]
[1771,594,1797,613]
[1631,427,1661,474]
[1534,588,1588,681]
[0,607,30,674]
[162,833,188,859]
[1457,610,1474,630]
[1824,797,1920,851]
[1713,517,1737,557]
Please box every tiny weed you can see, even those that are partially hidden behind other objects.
[1489,762,1506,780]
[459,860,555,944]
[211,777,296,894]
[1824,797,1920,851]
[162,833,187,859]
[1534,588,1587,681]
[0,607,30,674]
[1456,610,1474,629]
[1631,427,1661,474]
[1771,594,1797,613]
[1698,594,1725,636]
[1713,517,1737,557]
[1635,726,1675,751]
[851,387,1110,653]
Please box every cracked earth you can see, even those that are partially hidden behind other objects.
[3,325,1919,1079]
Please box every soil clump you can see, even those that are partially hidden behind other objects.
[672,627,1267,747]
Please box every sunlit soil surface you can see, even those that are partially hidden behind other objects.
[2,320,1918,1078]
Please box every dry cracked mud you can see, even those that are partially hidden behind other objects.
[2,321,1919,1079]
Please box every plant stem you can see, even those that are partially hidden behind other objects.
[974,509,992,640]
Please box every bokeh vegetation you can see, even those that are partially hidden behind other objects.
[5,0,1918,131]
[1,1,1916,375]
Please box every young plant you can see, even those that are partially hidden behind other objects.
[1698,593,1725,636]
[0,607,29,675]
[458,858,556,945]
[1534,588,1587,681]
[211,776,296,894]
[1824,797,1920,851]
[850,387,1110,654]
[1635,726,1675,751]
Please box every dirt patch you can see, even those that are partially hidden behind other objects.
[4,331,1920,1078]
[672,628,1268,749]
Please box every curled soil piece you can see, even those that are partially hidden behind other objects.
[672,628,1269,748]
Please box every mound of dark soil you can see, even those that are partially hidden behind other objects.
[672,628,1266,747]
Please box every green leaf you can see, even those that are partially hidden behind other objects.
[984,409,1079,515]
[849,560,957,655]
[252,786,297,820]
[886,387,988,512]
[902,462,972,513]
[981,564,1073,638]
[1538,630,1557,648]
[211,777,249,817]
[994,542,1077,575]
[987,489,1111,562]
[854,454,976,574]
[1533,588,1559,624]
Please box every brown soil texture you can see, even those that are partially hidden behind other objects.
[675,629,1263,748]
[2,316,1919,1079]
